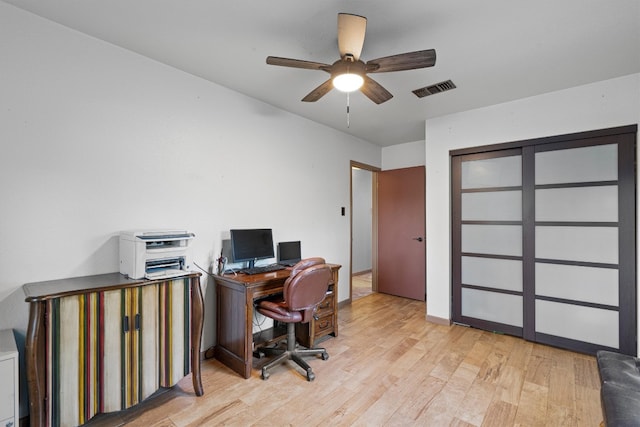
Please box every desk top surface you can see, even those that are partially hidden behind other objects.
[215,263,341,286]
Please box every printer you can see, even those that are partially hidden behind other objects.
[119,230,195,280]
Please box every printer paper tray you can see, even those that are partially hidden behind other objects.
[145,269,190,280]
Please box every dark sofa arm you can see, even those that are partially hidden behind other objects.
[597,350,640,427]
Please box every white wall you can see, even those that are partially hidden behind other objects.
[382,140,425,170]
[0,4,381,414]
[425,73,640,351]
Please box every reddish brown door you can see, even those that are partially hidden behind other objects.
[377,166,426,300]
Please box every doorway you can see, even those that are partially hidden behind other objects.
[350,162,427,302]
[350,161,379,301]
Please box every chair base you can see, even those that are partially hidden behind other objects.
[260,322,329,381]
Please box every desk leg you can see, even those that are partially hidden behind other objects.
[25,301,46,427]
[214,279,252,379]
[191,276,204,396]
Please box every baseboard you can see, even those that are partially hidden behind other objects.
[338,299,351,309]
[426,314,451,326]
[352,269,372,276]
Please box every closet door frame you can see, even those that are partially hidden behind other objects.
[451,124,637,355]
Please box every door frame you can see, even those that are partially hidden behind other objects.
[350,160,381,302]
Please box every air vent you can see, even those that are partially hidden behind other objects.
[412,80,456,98]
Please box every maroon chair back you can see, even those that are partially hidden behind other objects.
[284,257,331,323]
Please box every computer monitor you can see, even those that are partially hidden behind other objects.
[229,229,275,268]
[277,241,301,266]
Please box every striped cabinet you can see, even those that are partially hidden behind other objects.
[24,273,204,427]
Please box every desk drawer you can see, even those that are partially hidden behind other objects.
[316,293,334,317]
[313,313,334,337]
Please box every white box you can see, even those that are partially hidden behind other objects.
[0,329,18,427]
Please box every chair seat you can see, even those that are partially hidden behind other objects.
[257,300,303,323]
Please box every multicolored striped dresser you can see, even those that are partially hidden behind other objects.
[24,272,204,427]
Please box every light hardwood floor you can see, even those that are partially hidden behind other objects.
[352,271,373,300]
[86,292,603,426]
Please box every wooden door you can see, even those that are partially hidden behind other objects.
[158,278,191,387]
[377,166,426,300]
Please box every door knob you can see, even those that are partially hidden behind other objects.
[413,237,424,242]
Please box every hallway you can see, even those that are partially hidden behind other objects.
[352,271,373,300]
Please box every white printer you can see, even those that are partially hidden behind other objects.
[119,230,195,279]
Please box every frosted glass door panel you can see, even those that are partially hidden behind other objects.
[536,186,618,222]
[462,224,522,256]
[461,156,521,189]
[535,144,617,185]
[462,256,522,291]
[536,226,618,264]
[535,263,618,306]
[462,288,523,327]
[536,300,618,348]
[462,191,522,221]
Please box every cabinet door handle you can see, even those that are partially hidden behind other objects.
[123,315,130,333]
[135,313,141,331]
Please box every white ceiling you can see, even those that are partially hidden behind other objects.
[4,0,640,147]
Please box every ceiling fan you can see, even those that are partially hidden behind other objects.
[266,13,436,104]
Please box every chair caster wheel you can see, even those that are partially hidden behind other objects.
[321,352,329,361]
[261,369,270,380]
[306,371,315,382]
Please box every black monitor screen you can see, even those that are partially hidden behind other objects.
[278,241,301,262]
[230,229,274,266]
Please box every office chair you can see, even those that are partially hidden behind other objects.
[256,257,332,381]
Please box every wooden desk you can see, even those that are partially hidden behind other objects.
[23,273,204,427]
[213,264,340,379]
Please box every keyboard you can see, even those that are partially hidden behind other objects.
[240,264,286,275]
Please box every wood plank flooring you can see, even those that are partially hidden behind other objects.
[86,292,603,426]
[352,271,373,300]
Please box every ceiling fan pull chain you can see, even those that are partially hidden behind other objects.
[347,92,350,128]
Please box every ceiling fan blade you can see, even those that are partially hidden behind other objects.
[302,79,334,102]
[360,76,393,104]
[366,49,436,73]
[338,13,367,61]
[267,56,331,71]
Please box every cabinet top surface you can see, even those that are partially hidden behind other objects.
[23,272,201,302]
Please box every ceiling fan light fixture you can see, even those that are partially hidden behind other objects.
[331,58,365,92]
[333,72,364,92]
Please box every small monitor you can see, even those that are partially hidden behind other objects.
[230,229,275,268]
[277,241,301,266]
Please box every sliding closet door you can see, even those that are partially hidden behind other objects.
[452,149,525,336]
[452,126,636,355]
[533,137,636,354]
